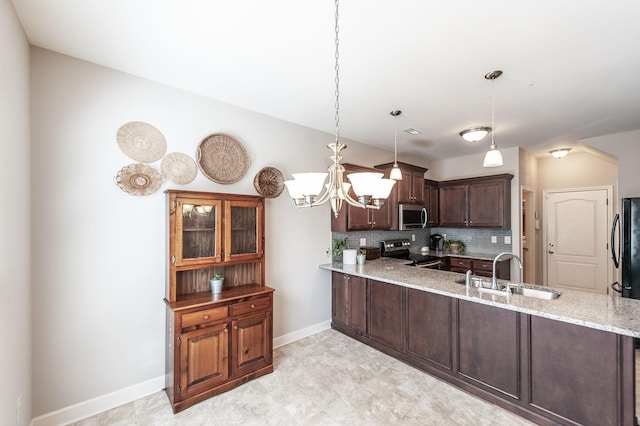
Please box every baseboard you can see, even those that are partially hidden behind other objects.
[31,321,330,425]
[273,320,331,348]
[31,375,165,426]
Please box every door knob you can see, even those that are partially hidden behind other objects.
[548,250,554,254]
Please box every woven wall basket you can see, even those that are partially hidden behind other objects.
[196,133,251,184]
[161,152,197,185]
[116,121,167,163]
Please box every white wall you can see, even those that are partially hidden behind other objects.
[30,47,399,419]
[0,1,32,425]
[582,130,640,198]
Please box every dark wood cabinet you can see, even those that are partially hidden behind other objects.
[165,191,273,413]
[368,279,404,350]
[330,271,635,425]
[406,289,452,370]
[445,256,510,280]
[331,272,366,335]
[457,300,520,399]
[331,164,393,231]
[424,179,439,226]
[375,161,427,204]
[439,174,513,229]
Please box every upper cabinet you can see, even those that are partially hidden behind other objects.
[375,162,427,204]
[424,179,439,227]
[166,190,265,303]
[330,163,393,232]
[439,174,513,229]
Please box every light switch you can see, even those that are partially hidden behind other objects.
[504,236,512,244]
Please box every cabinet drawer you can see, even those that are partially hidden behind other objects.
[181,306,229,329]
[472,259,493,272]
[450,257,472,269]
[231,297,271,316]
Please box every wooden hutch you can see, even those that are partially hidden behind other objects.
[164,190,274,413]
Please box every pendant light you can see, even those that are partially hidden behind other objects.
[284,0,395,217]
[389,110,403,180]
[483,70,504,168]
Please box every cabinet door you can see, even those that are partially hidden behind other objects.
[179,322,229,399]
[439,185,467,227]
[224,200,264,262]
[232,311,272,377]
[406,289,452,370]
[369,279,403,350]
[425,184,439,226]
[410,171,425,204]
[467,181,505,227]
[175,198,223,265]
[370,200,392,230]
[457,300,519,399]
[331,272,366,334]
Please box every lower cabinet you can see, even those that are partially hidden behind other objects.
[166,289,274,413]
[445,256,510,280]
[330,273,635,426]
[332,272,367,335]
[368,280,403,350]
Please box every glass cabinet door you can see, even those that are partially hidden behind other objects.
[175,198,223,265]
[224,200,263,261]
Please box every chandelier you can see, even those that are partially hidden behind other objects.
[284,0,396,217]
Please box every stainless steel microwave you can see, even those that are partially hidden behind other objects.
[399,204,427,230]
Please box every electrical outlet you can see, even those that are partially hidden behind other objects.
[442,233,447,241]
[504,236,512,244]
[411,234,416,242]
[17,394,23,424]
[491,236,497,244]
[359,238,366,247]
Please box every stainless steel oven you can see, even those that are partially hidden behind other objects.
[399,204,427,230]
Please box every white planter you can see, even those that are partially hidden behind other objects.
[210,278,224,293]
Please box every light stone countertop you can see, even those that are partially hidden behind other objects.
[320,257,640,338]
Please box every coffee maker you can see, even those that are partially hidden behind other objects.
[429,234,444,251]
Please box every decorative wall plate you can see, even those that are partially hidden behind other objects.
[161,152,197,185]
[253,167,284,198]
[116,121,167,163]
[196,133,250,184]
[115,163,163,196]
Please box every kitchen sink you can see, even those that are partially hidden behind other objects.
[454,277,561,300]
[510,285,561,300]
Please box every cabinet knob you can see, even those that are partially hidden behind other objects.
[224,327,228,333]
[251,304,255,309]
[234,325,238,330]
[203,315,209,320]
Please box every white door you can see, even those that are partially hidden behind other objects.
[544,188,610,294]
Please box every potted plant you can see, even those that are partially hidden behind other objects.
[210,273,224,293]
[444,239,466,254]
[326,237,349,261]
[357,249,367,265]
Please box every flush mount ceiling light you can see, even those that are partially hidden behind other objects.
[460,126,492,143]
[284,0,395,218]
[389,110,403,180]
[483,70,504,168]
[549,148,572,158]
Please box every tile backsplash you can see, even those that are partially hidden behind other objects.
[331,227,512,254]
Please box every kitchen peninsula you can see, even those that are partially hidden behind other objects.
[321,257,639,426]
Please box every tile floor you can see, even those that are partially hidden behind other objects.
[68,330,544,425]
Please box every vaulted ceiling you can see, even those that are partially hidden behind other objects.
[12,0,640,161]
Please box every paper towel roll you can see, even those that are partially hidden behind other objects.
[342,249,357,264]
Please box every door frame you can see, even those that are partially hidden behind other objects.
[542,185,613,290]
[520,185,536,284]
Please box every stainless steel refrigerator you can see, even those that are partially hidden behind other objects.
[611,197,640,298]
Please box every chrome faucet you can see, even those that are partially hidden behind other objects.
[492,252,523,292]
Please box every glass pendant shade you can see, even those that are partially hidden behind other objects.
[347,172,384,196]
[389,164,403,180]
[483,144,504,167]
[291,172,328,196]
[371,178,397,199]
